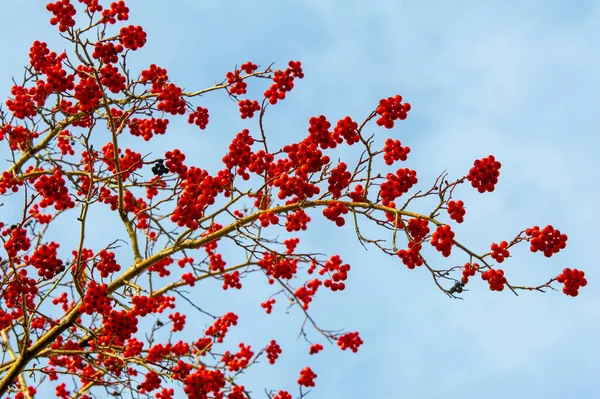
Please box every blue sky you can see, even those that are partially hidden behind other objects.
[1,1,599,398]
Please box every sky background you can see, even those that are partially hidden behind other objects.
[0,0,599,398]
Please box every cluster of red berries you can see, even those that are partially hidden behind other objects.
[284,237,299,254]
[525,225,568,257]
[467,155,501,193]
[264,61,304,104]
[222,270,242,290]
[308,115,337,149]
[73,75,103,112]
[447,200,466,223]
[164,149,188,176]
[383,138,411,165]
[238,99,261,119]
[556,268,587,297]
[7,86,38,119]
[148,256,173,277]
[348,184,367,203]
[168,312,186,332]
[294,279,322,310]
[481,268,507,291]
[57,130,75,155]
[490,240,510,263]
[248,150,274,176]
[333,116,360,145]
[461,262,479,284]
[3,125,40,151]
[266,340,282,364]
[138,371,161,394]
[406,218,430,243]
[222,129,254,180]
[298,366,317,387]
[430,225,455,257]
[78,281,112,315]
[258,252,297,282]
[157,83,186,115]
[188,106,210,129]
[92,41,124,64]
[379,168,418,206]
[309,343,324,354]
[100,65,127,93]
[100,309,138,343]
[33,169,75,210]
[46,0,76,32]
[221,343,254,372]
[274,391,292,399]
[261,298,276,314]
[226,68,249,95]
[319,255,351,291]
[323,201,349,227]
[375,95,411,129]
[328,162,352,199]
[101,143,143,180]
[0,171,24,194]
[183,367,226,399]
[337,331,363,352]
[102,0,129,24]
[3,226,31,258]
[140,64,169,93]
[397,241,423,269]
[26,242,63,279]
[205,312,238,343]
[119,25,147,51]
[129,117,169,141]
[285,209,311,232]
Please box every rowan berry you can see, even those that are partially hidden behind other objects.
[92,41,124,64]
[337,331,363,352]
[348,184,367,203]
[294,279,322,309]
[26,241,63,279]
[119,25,147,51]
[397,241,423,269]
[447,200,466,223]
[556,268,587,297]
[309,343,324,354]
[379,168,418,206]
[261,298,276,314]
[222,271,242,290]
[46,0,76,32]
[238,99,261,119]
[274,391,292,399]
[320,255,350,291]
[481,268,507,291]
[298,366,317,387]
[78,281,112,315]
[205,312,238,343]
[461,262,479,284]
[140,64,169,93]
[222,343,253,372]
[187,106,209,129]
[100,65,126,93]
[102,0,129,24]
[266,340,282,364]
[430,225,454,257]
[376,95,411,128]
[490,241,510,263]
[322,201,348,227]
[406,218,430,243]
[383,138,410,165]
[183,367,225,399]
[169,312,186,332]
[467,155,501,193]
[333,116,360,145]
[157,83,186,115]
[525,225,568,257]
[285,209,311,232]
[6,86,37,119]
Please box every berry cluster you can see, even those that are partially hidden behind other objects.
[129,117,169,141]
[274,391,292,399]
[258,252,297,283]
[406,218,430,243]
[46,0,76,32]
[205,312,238,343]
[221,343,253,372]
[337,331,363,352]
[157,83,186,115]
[102,0,129,24]
[447,200,466,223]
[556,268,587,297]
[164,149,188,177]
[375,95,411,129]
[397,241,423,269]
[3,226,31,258]
[379,168,418,206]
[261,298,276,314]
[100,65,126,93]
[266,340,282,364]
[348,184,367,203]
[95,250,121,278]
[298,366,317,387]
[2,125,39,151]
[294,279,322,310]
[140,64,169,93]
[222,271,242,290]
[430,225,454,257]
[183,368,225,399]
[101,143,143,180]
[26,242,63,279]
[264,61,304,104]
[33,169,75,210]
[308,115,337,149]
[481,268,507,291]
[285,209,311,232]
[525,225,568,257]
[327,162,352,199]
[226,69,248,95]
[92,41,124,64]
[467,155,501,193]
[169,312,186,332]
[188,106,209,129]
[333,116,360,145]
[78,281,112,315]
[119,25,147,51]
[309,343,324,354]
[461,262,479,284]
[319,255,351,291]
[490,240,510,263]
[7,86,37,119]
[222,129,254,180]
[322,201,349,227]
[73,75,103,112]
[238,99,261,119]
[383,138,410,165]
